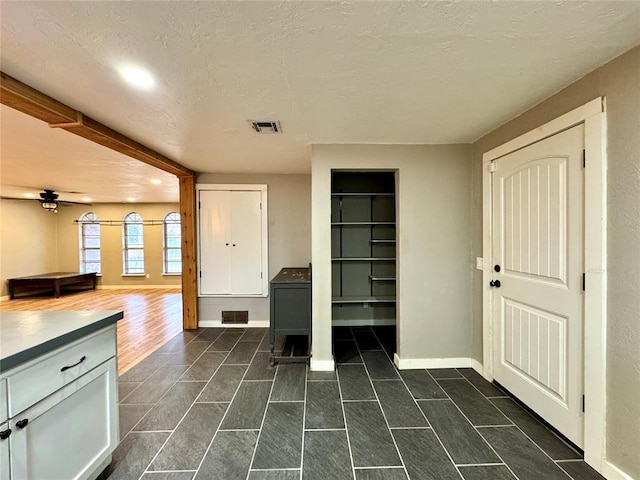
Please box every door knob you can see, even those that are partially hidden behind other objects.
[16,419,28,429]
[489,280,501,288]
[494,265,501,272]
[0,429,11,440]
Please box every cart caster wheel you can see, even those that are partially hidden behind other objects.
[269,356,275,367]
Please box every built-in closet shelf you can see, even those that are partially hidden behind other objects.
[331,193,395,197]
[370,239,396,244]
[331,222,396,226]
[370,276,396,281]
[332,296,396,304]
[332,257,396,262]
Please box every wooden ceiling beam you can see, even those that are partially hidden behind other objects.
[0,71,193,177]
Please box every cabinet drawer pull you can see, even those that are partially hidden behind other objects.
[16,419,28,429]
[0,428,11,439]
[61,355,87,372]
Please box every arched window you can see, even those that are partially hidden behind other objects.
[123,212,144,274]
[79,212,101,273]
[163,212,182,274]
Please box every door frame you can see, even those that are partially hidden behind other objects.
[482,98,607,471]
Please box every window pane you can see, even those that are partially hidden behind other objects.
[84,224,100,235]
[166,262,182,273]
[85,263,101,273]
[166,224,181,235]
[128,249,144,260]
[166,236,181,248]
[84,237,100,248]
[127,235,143,247]
[84,249,100,261]
[167,249,181,260]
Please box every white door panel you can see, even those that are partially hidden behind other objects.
[492,125,584,447]
[199,190,232,294]
[230,191,263,295]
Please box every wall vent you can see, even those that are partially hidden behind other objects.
[249,120,282,134]
[222,310,249,324]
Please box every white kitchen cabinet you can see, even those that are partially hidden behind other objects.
[1,322,119,480]
[0,424,9,480]
[198,184,268,296]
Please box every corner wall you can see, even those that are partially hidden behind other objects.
[195,173,311,324]
[0,199,58,298]
[311,144,473,366]
[471,46,640,478]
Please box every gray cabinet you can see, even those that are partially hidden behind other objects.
[269,267,311,365]
[331,172,397,325]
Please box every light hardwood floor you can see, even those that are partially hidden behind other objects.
[0,288,183,375]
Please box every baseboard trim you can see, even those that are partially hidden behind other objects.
[0,295,9,302]
[393,355,480,370]
[198,320,270,328]
[602,460,634,480]
[97,285,181,290]
[331,319,396,327]
[310,357,335,372]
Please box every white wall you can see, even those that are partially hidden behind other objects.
[311,144,472,365]
[471,46,640,478]
[0,199,58,298]
[195,173,311,324]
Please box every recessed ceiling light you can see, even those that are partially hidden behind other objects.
[119,66,155,90]
[127,197,136,202]
[23,193,36,198]
[82,197,92,202]
[150,179,162,185]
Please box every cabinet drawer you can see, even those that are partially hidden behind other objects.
[7,327,115,417]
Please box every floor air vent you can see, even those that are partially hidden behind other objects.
[222,310,249,324]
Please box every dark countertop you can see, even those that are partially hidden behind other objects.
[270,267,311,284]
[0,310,123,372]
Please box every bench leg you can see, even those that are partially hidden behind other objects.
[54,280,61,298]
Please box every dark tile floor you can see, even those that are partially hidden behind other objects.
[107,326,604,480]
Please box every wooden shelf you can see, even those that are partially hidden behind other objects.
[332,257,395,262]
[331,222,395,226]
[370,276,396,281]
[370,239,396,244]
[331,193,395,197]
[332,296,396,304]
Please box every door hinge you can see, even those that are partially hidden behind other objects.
[582,149,586,168]
[260,202,262,210]
[198,201,201,209]
[582,394,585,413]
[260,272,263,279]
[199,271,202,278]
[582,273,586,291]
[488,162,496,173]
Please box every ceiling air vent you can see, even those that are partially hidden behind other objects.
[249,120,282,134]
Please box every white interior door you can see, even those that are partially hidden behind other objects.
[491,124,585,447]
[199,190,232,294]
[230,190,263,294]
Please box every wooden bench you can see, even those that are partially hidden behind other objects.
[7,272,98,299]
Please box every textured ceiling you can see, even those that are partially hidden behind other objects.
[1,1,639,189]
[0,105,178,203]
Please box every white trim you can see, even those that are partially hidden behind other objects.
[198,320,269,328]
[331,319,396,327]
[393,355,479,370]
[310,357,335,372]
[482,97,607,474]
[483,98,603,161]
[0,295,10,302]
[97,285,180,290]
[601,460,634,480]
[196,183,269,298]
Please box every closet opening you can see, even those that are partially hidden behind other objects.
[330,170,397,361]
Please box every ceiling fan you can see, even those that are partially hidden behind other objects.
[1,187,90,213]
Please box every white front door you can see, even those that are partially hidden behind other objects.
[491,124,585,447]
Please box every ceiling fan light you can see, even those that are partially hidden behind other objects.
[41,201,58,212]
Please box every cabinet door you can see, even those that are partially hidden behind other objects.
[199,190,232,294]
[0,422,8,480]
[230,190,263,294]
[10,359,118,480]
